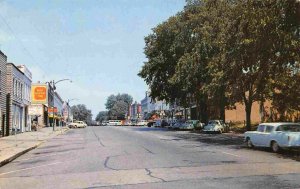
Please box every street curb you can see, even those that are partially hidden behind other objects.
[0,145,39,167]
[0,128,70,167]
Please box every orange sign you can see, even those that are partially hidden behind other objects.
[48,107,58,113]
[31,84,48,104]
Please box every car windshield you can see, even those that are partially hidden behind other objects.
[278,124,300,132]
[208,121,218,124]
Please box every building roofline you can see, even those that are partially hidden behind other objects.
[0,50,7,59]
[7,63,25,75]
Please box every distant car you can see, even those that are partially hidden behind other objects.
[153,120,162,127]
[171,120,185,130]
[244,122,300,153]
[203,120,227,133]
[180,120,204,130]
[101,121,109,126]
[161,120,169,127]
[68,121,87,128]
[137,120,148,126]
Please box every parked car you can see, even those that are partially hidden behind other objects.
[171,120,185,130]
[161,120,169,127]
[101,121,109,126]
[153,120,162,127]
[203,120,227,133]
[68,121,87,128]
[137,120,148,126]
[180,120,205,130]
[244,122,300,153]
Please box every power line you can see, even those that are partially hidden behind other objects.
[0,8,46,78]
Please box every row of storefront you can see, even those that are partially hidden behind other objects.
[0,50,73,137]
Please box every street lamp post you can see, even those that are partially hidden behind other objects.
[48,79,72,131]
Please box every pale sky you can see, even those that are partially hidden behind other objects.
[0,0,186,118]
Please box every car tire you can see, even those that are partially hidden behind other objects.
[246,138,254,148]
[271,141,280,153]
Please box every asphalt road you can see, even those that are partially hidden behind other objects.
[0,126,299,189]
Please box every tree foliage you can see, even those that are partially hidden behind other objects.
[105,93,133,119]
[71,104,93,125]
[139,0,300,130]
[95,111,108,122]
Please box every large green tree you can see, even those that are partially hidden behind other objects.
[105,93,133,119]
[95,111,108,122]
[222,0,300,130]
[139,14,187,104]
[139,0,300,131]
[71,104,93,124]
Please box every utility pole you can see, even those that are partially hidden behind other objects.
[47,79,72,132]
[52,80,55,132]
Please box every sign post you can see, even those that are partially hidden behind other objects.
[48,107,58,131]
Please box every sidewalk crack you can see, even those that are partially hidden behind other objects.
[145,168,166,182]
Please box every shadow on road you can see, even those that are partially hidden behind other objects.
[174,133,244,146]
[130,127,170,132]
[172,131,300,162]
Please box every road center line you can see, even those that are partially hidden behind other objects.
[0,162,63,176]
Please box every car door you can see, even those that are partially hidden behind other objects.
[261,126,274,146]
[252,125,266,146]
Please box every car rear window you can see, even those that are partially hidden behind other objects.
[278,125,300,132]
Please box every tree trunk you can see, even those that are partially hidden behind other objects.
[219,86,226,121]
[259,100,264,122]
[200,98,208,124]
[245,102,252,131]
[196,97,201,121]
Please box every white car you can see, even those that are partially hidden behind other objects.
[137,120,148,126]
[68,121,87,128]
[244,122,300,152]
[203,120,227,133]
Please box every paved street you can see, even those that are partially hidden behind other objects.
[0,126,300,189]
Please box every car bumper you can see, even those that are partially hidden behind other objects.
[203,130,220,133]
[180,127,193,130]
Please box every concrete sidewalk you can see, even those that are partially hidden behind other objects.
[0,127,69,167]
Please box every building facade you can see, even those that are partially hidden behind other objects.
[53,92,64,126]
[6,63,32,134]
[140,91,169,120]
[130,101,142,121]
[63,101,73,123]
[0,51,7,137]
[17,65,32,131]
[141,91,153,119]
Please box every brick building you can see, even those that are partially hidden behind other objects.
[130,101,142,121]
